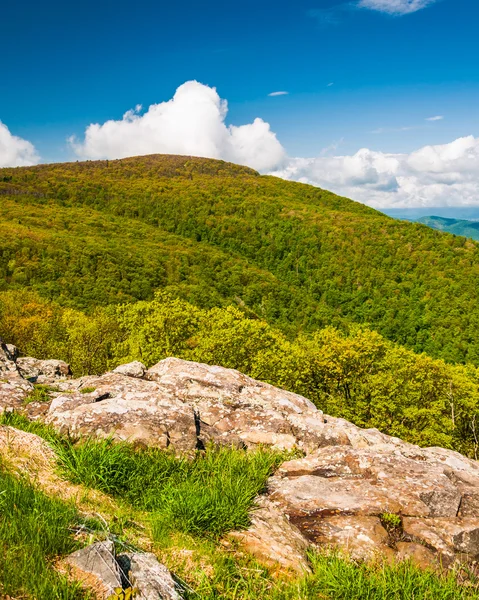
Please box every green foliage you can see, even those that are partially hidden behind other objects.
[80,387,96,394]
[53,437,282,538]
[115,291,201,365]
[2,155,479,362]
[0,290,122,375]
[110,292,479,456]
[0,464,88,599]
[108,588,138,600]
[380,512,402,531]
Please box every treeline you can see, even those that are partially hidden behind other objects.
[2,289,479,458]
[1,155,479,364]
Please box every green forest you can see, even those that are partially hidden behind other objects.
[2,154,479,364]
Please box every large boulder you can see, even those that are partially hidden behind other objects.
[246,441,479,569]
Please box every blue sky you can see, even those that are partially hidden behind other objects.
[1,0,479,208]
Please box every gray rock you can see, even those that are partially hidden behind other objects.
[66,540,122,595]
[0,340,21,377]
[120,552,182,600]
[113,361,147,378]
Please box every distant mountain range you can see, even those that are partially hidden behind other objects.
[382,209,479,242]
[383,207,479,221]
[412,216,479,241]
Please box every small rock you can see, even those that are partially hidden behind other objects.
[113,361,147,378]
[6,344,19,361]
[66,540,122,595]
[119,552,182,600]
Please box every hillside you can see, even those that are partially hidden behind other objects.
[2,154,479,363]
[415,215,479,242]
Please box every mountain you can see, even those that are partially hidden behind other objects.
[414,215,479,241]
[383,207,479,221]
[2,154,479,364]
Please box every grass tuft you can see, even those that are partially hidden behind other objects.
[53,438,282,538]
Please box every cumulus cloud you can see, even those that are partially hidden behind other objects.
[270,136,479,208]
[268,91,289,97]
[426,115,444,121]
[71,81,286,172]
[0,121,39,167]
[357,0,438,15]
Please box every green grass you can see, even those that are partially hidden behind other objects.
[0,463,88,599]
[52,437,283,538]
[23,383,60,404]
[180,550,479,599]
[0,409,63,443]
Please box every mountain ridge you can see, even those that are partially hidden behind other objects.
[2,154,479,363]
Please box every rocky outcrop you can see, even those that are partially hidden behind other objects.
[17,356,71,384]
[45,357,392,453]
[3,350,479,571]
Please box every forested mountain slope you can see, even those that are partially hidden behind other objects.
[1,154,479,364]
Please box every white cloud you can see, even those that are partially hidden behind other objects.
[268,91,289,97]
[0,121,39,167]
[270,136,479,209]
[357,0,438,15]
[327,82,334,87]
[71,81,286,172]
[426,115,444,121]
